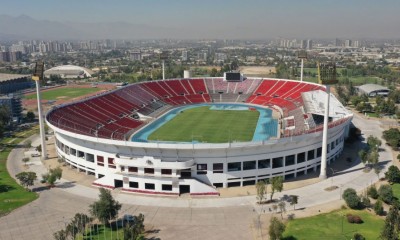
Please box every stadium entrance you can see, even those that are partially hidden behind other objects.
[114,179,123,188]
[179,185,190,194]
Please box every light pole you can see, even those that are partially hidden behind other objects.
[330,168,336,188]
[318,62,337,179]
[32,61,47,160]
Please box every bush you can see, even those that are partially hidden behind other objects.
[361,195,371,208]
[353,233,366,240]
[378,184,393,204]
[374,199,384,216]
[343,188,361,209]
[385,165,400,184]
[346,214,363,224]
[367,185,379,199]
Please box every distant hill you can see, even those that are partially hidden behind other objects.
[0,14,176,40]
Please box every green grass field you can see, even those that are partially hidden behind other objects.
[392,183,400,200]
[0,126,39,216]
[283,209,384,240]
[298,68,384,85]
[24,87,101,101]
[75,224,123,240]
[148,106,259,143]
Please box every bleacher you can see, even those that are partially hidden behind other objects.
[47,78,326,140]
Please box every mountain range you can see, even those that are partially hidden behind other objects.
[0,14,176,40]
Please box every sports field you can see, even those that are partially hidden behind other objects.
[148,106,259,143]
[24,87,101,101]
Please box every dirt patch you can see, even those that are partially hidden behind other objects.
[239,66,275,77]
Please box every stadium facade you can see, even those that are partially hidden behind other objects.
[47,77,353,196]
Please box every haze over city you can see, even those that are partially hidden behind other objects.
[1,0,400,39]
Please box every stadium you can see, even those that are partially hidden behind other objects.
[46,75,353,196]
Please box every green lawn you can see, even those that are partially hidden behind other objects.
[75,224,123,240]
[283,209,384,240]
[0,126,39,216]
[299,68,384,85]
[24,87,101,101]
[148,106,259,143]
[392,183,400,200]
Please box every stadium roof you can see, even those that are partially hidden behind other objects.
[44,65,94,78]
[357,84,389,95]
[302,90,351,119]
[0,73,30,82]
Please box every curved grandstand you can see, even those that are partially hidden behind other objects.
[47,77,353,196]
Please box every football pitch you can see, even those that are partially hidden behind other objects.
[148,106,259,143]
[24,87,101,101]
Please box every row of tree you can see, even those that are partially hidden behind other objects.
[54,188,145,240]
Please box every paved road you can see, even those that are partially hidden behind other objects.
[0,113,392,239]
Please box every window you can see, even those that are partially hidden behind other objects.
[285,155,295,166]
[336,139,339,145]
[213,183,223,188]
[197,164,207,171]
[144,168,154,174]
[272,157,283,168]
[307,150,315,160]
[161,169,172,175]
[70,148,76,156]
[213,163,223,173]
[129,181,138,188]
[228,162,241,172]
[97,156,104,166]
[243,161,256,170]
[78,151,85,158]
[197,164,207,175]
[317,147,322,157]
[162,184,172,191]
[86,153,94,162]
[108,158,114,165]
[297,152,306,163]
[227,182,241,187]
[145,183,155,190]
[128,167,138,173]
[243,180,256,186]
[331,142,335,150]
[258,159,270,169]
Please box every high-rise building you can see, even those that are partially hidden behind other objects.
[130,51,142,61]
[335,38,342,47]
[352,40,360,48]
[344,40,352,48]
[182,50,188,61]
[306,39,313,50]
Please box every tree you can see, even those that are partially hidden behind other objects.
[42,167,63,186]
[36,145,42,153]
[278,201,286,219]
[53,229,67,240]
[380,202,400,240]
[89,188,122,225]
[270,176,284,201]
[269,217,286,240]
[256,180,267,204]
[15,171,37,190]
[290,195,298,210]
[342,188,361,209]
[272,204,278,213]
[124,213,145,240]
[70,213,91,236]
[367,135,381,151]
[385,166,400,184]
[358,149,368,165]
[26,111,35,122]
[367,185,379,199]
[379,184,393,204]
[374,199,384,216]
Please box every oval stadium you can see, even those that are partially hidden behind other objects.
[46,77,353,196]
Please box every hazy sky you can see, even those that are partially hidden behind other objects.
[2,0,400,38]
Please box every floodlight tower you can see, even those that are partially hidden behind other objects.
[160,51,168,80]
[32,61,47,160]
[317,61,337,179]
[297,50,307,82]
